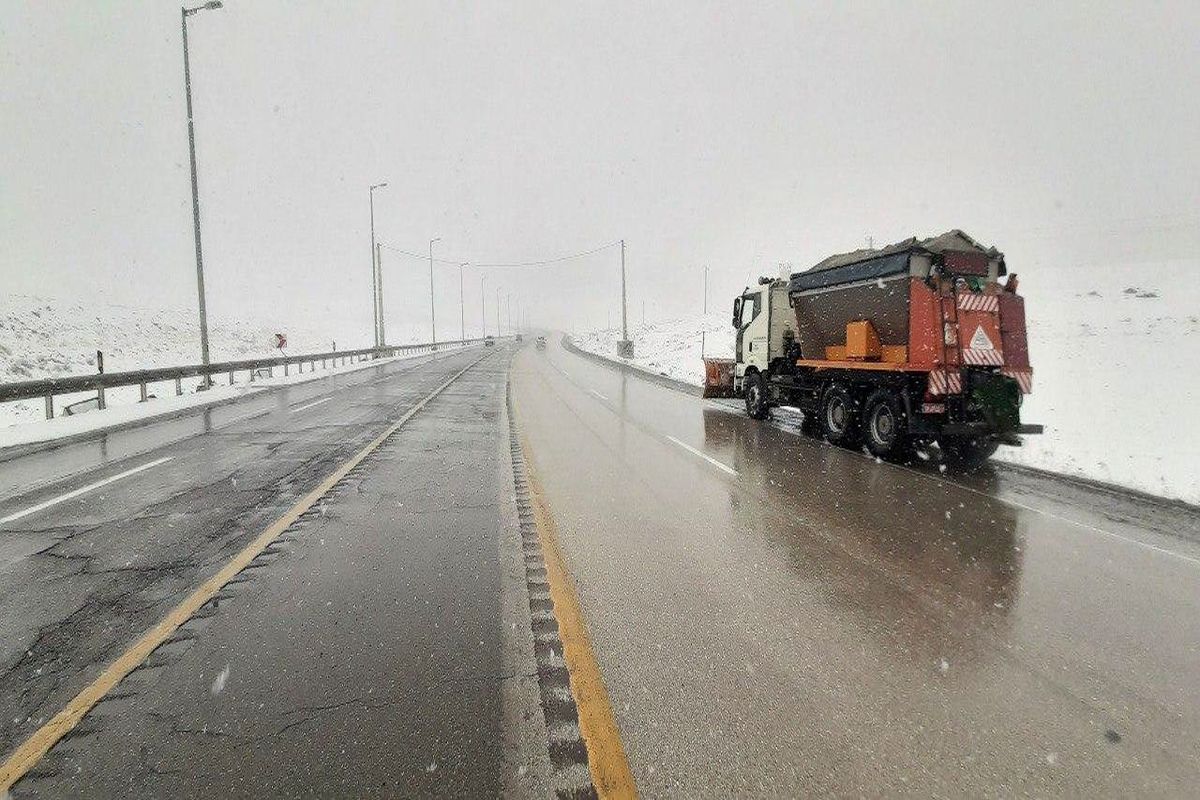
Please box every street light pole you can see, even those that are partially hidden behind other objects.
[181,1,223,384]
[429,237,441,344]
[617,239,633,357]
[480,276,486,337]
[376,242,386,346]
[495,288,501,336]
[459,263,467,342]
[368,182,388,347]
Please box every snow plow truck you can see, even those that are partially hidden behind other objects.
[703,230,1042,465]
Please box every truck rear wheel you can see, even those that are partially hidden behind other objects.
[820,384,859,445]
[940,436,1000,470]
[863,389,910,460]
[744,372,770,420]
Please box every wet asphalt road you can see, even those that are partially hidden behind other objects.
[2,332,1198,797]
[511,335,1200,797]
[0,345,554,797]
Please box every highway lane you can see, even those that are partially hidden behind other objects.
[4,350,558,798]
[0,347,476,505]
[511,334,1200,797]
[0,346,500,766]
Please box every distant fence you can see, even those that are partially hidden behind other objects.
[0,338,488,420]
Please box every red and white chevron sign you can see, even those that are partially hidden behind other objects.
[1001,368,1033,393]
[962,347,1005,365]
[958,293,999,312]
[927,370,963,396]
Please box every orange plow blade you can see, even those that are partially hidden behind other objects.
[702,358,737,398]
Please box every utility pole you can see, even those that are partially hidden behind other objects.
[181,1,223,385]
[368,182,387,346]
[495,288,501,336]
[429,238,441,344]
[617,239,633,357]
[459,263,467,342]
[480,276,487,337]
[507,293,512,334]
[376,243,386,346]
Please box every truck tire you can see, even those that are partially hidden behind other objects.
[744,372,770,420]
[862,389,910,460]
[940,436,1000,470]
[820,384,859,445]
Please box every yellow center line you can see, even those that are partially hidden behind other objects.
[0,352,490,793]
[520,433,638,799]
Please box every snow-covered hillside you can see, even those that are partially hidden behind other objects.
[0,294,433,428]
[575,260,1200,506]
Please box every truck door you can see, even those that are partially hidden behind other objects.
[735,290,767,377]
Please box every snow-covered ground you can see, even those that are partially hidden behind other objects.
[0,293,433,430]
[575,260,1200,506]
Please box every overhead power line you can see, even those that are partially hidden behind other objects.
[378,239,621,268]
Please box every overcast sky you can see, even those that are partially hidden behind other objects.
[3,1,1198,343]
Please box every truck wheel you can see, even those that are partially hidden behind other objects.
[863,389,910,460]
[744,372,770,420]
[820,384,859,445]
[940,437,1000,471]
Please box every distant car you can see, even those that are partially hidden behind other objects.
[515,333,524,342]
[536,336,547,350]
[484,336,495,347]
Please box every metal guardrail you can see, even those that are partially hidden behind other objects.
[0,338,488,419]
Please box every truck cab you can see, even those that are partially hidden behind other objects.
[733,279,792,391]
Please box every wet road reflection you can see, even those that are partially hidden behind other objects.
[514,335,1200,797]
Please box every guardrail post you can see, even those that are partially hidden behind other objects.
[44,395,53,420]
[175,377,183,396]
[139,383,148,402]
[228,369,234,385]
[284,362,289,376]
[96,351,106,410]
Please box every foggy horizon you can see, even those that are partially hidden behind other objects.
[4,1,1199,341]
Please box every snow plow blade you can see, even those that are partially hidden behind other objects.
[702,358,737,398]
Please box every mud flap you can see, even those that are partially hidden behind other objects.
[702,358,737,398]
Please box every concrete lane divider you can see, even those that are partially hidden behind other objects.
[509,389,637,799]
[0,456,174,525]
[0,351,493,793]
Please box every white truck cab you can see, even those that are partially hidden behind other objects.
[733,279,793,390]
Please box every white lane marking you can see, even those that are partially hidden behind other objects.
[289,397,332,413]
[666,435,737,477]
[0,456,175,525]
[588,388,609,402]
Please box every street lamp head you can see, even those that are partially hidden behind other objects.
[370,181,388,191]
[205,1,223,9]
[431,237,442,245]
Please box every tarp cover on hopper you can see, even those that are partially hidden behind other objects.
[788,230,1006,294]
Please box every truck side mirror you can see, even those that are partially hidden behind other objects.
[732,297,742,328]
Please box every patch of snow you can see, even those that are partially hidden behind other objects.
[210,663,230,695]
[0,293,461,440]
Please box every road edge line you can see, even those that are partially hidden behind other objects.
[517,432,638,798]
[0,351,490,793]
